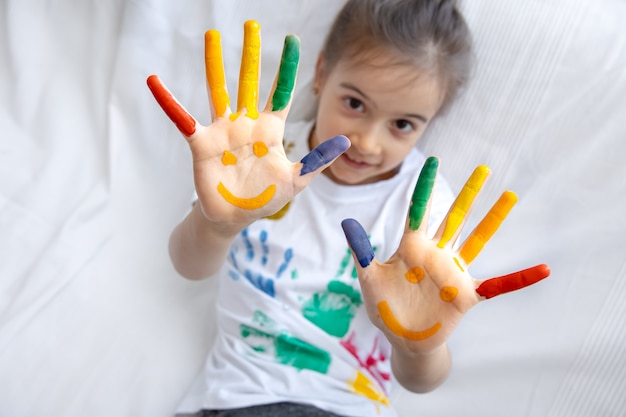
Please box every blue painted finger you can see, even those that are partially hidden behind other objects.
[300,135,350,176]
[341,218,374,268]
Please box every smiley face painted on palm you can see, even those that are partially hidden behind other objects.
[342,157,550,343]
[217,141,277,210]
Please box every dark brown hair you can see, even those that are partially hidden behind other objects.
[321,0,473,112]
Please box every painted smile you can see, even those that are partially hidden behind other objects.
[217,182,276,210]
[377,301,441,340]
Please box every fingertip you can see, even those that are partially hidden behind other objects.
[244,20,261,32]
[284,34,301,49]
[537,263,551,278]
[205,29,220,42]
[341,218,374,268]
[331,135,351,152]
[425,155,439,169]
[341,218,360,235]
[299,135,350,176]
[146,74,161,91]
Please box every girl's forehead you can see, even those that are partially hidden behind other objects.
[329,54,445,115]
[335,47,433,80]
[334,55,440,93]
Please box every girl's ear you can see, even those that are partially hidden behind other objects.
[313,53,326,96]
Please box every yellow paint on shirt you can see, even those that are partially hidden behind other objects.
[349,370,389,410]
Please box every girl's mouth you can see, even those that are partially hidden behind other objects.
[342,153,373,169]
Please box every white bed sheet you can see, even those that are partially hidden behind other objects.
[1,0,624,416]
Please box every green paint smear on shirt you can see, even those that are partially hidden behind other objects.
[271,35,300,111]
[409,157,438,230]
[302,280,362,338]
[240,324,331,374]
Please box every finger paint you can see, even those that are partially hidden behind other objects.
[459,190,518,264]
[253,141,269,157]
[217,182,276,210]
[341,218,374,268]
[235,20,261,119]
[453,257,465,272]
[205,30,230,118]
[409,157,438,231]
[271,35,300,111]
[476,264,550,299]
[146,75,196,136]
[377,301,441,340]
[222,150,237,165]
[439,286,458,302]
[437,165,490,248]
[405,266,425,283]
[300,135,350,176]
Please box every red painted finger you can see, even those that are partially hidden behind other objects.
[476,264,550,299]
[146,75,196,136]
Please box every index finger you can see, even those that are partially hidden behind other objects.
[408,156,439,232]
[268,35,300,113]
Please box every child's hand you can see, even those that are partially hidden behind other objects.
[342,157,550,354]
[147,21,349,230]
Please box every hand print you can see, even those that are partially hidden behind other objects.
[228,228,294,297]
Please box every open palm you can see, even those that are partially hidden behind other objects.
[342,157,550,353]
[147,21,348,227]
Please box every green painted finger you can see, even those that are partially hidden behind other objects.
[271,35,300,111]
[408,157,438,230]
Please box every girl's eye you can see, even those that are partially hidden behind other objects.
[344,97,365,112]
[394,119,415,133]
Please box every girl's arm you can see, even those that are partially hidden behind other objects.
[168,202,241,280]
[147,22,348,280]
[391,344,451,393]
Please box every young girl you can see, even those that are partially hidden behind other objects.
[147,1,549,416]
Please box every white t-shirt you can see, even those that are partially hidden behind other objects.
[177,120,454,417]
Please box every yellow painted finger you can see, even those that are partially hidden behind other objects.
[459,190,518,264]
[233,20,260,120]
[205,30,230,118]
[437,165,490,248]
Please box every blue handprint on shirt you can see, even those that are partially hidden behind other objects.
[228,228,293,297]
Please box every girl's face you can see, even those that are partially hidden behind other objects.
[311,52,444,186]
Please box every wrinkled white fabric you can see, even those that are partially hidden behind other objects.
[0,1,624,416]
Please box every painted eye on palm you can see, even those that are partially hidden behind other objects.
[342,157,551,342]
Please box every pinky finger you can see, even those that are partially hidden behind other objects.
[146,75,197,137]
[476,264,550,299]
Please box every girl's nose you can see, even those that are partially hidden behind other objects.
[350,126,381,155]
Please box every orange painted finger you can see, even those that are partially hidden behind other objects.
[476,264,550,299]
[146,75,196,137]
[205,30,230,118]
[437,165,490,248]
[459,191,518,264]
[235,20,260,119]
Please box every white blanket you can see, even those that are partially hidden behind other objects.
[1,1,624,416]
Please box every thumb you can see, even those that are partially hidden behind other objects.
[341,218,375,270]
[300,135,350,176]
